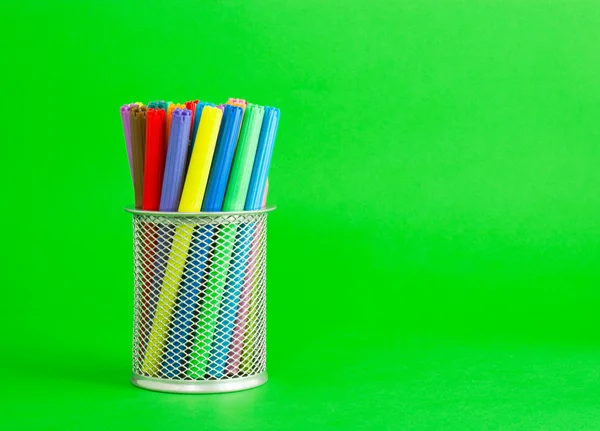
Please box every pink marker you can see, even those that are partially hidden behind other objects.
[261,178,269,208]
[227,97,247,108]
[225,222,264,375]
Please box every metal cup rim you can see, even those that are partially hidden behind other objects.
[124,205,277,218]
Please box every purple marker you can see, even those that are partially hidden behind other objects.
[159,108,192,211]
[120,104,135,179]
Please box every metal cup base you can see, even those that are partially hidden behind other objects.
[131,372,268,394]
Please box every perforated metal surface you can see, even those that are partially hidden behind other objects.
[130,211,268,382]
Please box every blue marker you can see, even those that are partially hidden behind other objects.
[202,105,244,211]
[244,107,280,210]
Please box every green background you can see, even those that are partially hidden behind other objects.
[3,0,600,429]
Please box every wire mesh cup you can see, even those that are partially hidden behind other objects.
[126,207,275,394]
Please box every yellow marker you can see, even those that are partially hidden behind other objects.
[179,106,223,210]
[141,106,223,376]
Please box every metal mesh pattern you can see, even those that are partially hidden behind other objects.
[131,212,268,381]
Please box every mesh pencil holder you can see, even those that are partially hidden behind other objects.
[125,207,275,394]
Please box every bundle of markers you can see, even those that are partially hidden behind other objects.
[121,98,279,379]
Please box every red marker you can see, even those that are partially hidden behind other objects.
[185,100,198,139]
[142,108,167,210]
